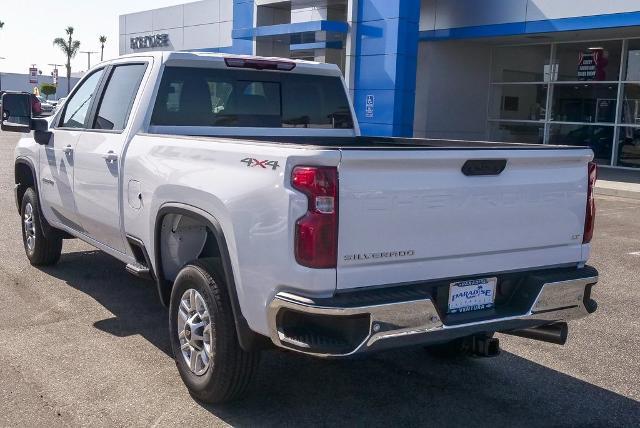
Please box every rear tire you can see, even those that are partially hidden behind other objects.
[20,187,62,266]
[169,259,260,403]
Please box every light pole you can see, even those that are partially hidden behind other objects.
[80,51,98,70]
[48,63,63,99]
[0,57,5,91]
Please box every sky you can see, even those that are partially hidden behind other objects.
[0,0,188,75]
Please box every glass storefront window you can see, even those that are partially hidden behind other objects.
[551,83,618,123]
[555,40,622,82]
[621,83,640,125]
[549,124,614,165]
[489,84,547,121]
[488,38,640,167]
[617,127,640,168]
[489,122,544,144]
[491,45,551,83]
[625,39,640,81]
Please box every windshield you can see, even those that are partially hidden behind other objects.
[151,66,353,129]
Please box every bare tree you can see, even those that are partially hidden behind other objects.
[53,26,81,94]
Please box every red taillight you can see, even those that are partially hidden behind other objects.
[583,161,597,244]
[224,57,296,71]
[292,166,338,269]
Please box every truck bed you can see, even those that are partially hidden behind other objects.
[220,135,587,150]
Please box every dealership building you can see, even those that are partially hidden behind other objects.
[120,0,640,169]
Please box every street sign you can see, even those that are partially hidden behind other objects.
[29,67,38,84]
[52,68,58,85]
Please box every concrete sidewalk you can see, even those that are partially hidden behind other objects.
[595,167,640,200]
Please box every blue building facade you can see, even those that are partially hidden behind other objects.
[121,0,640,169]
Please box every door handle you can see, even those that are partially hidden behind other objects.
[103,151,118,163]
[63,145,73,155]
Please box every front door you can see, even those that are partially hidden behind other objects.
[39,69,106,231]
[73,63,148,253]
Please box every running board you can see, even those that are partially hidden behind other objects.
[126,262,152,280]
[125,235,155,281]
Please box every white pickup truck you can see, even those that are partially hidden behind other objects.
[2,52,599,403]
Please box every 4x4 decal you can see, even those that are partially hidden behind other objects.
[241,158,280,171]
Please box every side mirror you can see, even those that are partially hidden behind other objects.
[1,92,32,133]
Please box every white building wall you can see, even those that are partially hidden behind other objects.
[291,6,328,23]
[526,0,640,21]
[119,0,234,55]
[420,0,640,31]
[433,0,528,30]
[413,40,491,140]
[0,73,80,99]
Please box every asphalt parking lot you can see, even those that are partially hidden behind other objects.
[0,130,638,427]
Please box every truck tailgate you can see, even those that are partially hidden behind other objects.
[336,148,593,290]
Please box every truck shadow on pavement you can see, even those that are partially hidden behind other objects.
[40,249,173,358]
[41,249,640,427]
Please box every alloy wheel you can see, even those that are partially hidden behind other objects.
[177,288,214,376]
[23,202,36,252]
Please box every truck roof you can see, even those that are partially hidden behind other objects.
[111,51,343,76]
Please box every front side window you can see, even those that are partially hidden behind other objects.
[93,64,147,131]
[60,69,104,128]
[151,66,353,129]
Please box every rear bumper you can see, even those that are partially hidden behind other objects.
[267,266,598,357]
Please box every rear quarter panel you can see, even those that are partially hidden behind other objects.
[122,134,340,335]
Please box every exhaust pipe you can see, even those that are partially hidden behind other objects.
[503,322,568,345]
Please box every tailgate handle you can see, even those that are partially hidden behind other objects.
[462,159,507,176]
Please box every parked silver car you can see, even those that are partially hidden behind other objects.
[36,96,54,115]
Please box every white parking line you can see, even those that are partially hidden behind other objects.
[598,206,640,215]
[629,252,640,256]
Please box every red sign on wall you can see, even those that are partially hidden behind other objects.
[578,50,608,81]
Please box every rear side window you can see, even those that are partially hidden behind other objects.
[93,64,147,131]
[60,69,105,128]
[151,66,353,129]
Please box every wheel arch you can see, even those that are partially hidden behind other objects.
[14,157,38,215]
[153,205,268,352]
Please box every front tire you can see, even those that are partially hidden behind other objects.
[169,259,260,403]
[21,187,62,266]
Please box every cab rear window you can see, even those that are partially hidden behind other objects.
[151,66,353,129]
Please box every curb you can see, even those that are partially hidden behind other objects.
[595,186,640,200]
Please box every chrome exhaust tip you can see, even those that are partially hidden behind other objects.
[503,322,568,345]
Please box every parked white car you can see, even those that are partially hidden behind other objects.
[51,97,65,113]
[2,52,599,403]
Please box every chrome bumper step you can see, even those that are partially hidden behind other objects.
[267,266,598,357]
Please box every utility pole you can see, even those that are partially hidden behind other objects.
[80,51,98,70]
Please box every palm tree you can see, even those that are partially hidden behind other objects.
[99,35,107,62]
[53,26,81,94]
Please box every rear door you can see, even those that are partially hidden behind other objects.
[73,62,148,253]
[336,148,593,290]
